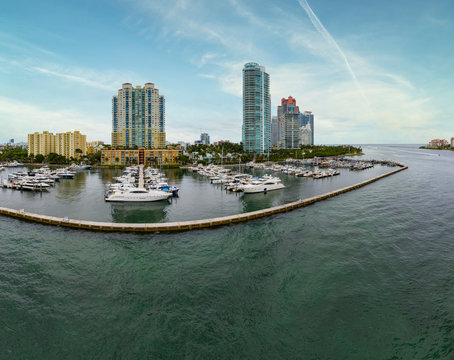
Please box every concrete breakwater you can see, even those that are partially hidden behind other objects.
[0,165,408,232]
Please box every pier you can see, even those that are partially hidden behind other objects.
[138,164,145,188]
[1,182,47,192]
[0,164,408,232]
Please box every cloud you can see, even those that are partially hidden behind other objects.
[31,67,114,91]
[297,0,370,109]
[0,96,110,143]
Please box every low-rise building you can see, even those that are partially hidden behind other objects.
[428,139,448,148]
[86,141,105,154]
[101,147,182,166]
[451,138,454,148]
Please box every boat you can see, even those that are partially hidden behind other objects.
[242,178,285,194]
[148,182,179,196]
[105,187,172,202]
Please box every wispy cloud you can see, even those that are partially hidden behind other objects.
[31,67,113,91]
[297,0,370,109]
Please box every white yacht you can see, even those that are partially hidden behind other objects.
[242,178,285,194]
[105,188,172,202]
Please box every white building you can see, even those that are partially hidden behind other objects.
[299,123,312,146]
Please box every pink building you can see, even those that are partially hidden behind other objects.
[429,139,449,148]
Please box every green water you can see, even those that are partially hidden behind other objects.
[0,145,453,359]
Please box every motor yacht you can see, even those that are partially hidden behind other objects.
[105,187,172,202]
[242,178,285,194]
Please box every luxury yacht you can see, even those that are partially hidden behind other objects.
[242,178,285,194]
[105,187,172,202]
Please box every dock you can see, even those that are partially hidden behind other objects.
[2,183,47,192]
[0,164,408,232]
[138,164,144,188]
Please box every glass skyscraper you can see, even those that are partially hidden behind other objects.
[112,83,165,149]
[242,63,271,153]
[301,111,314,145]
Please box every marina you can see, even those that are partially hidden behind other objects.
[0,157,404,224]
[0,163,407,232]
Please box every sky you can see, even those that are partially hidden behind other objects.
[0,0,453,145]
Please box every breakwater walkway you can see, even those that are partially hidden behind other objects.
[0,165,408,232]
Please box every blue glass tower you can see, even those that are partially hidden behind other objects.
[242,63,271,153]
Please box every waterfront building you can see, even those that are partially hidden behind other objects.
[242,62,271,153]
[299,123,312,146]
[451,138,454,148]
[28,131,86,158]
[200,133,210,145]
[428,139,448,148]
[278,97,301,149]
[28,131,55,157]
[271,116,279,147]
[112,83,165,149]
[301,111,314,145]
[55,131,87,158]
[101,147,181,166]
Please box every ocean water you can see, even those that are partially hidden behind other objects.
[0,144,453,359]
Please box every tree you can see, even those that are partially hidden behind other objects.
[75,148,83,161]
[35,154,45,163]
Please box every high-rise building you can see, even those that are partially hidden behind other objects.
[55,131,87,158]
[27,131,86,158]
[301,111,314,145]
[271,116,279,147]
[242,63,271,153]
[112,83,165,149]
[200,133,210,145]
[278,97,301,149]
[299,123,312,146]
[28,131,55,156]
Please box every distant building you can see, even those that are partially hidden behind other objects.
[112,83,165,149]
[101,147,181,166]
[278,97,301,149]
[28,131,56,157]
[301,111,314,145]
[87,141,104,148]
[56,131,87,159]
[429,139,448,148]
[200,133,210,145]
[299,123,312,146]
[177,141,190,150]
[451,138,454,148]
[271,116,279,147]
[242,62,271,153]
[28,131,86,158]
[86,141,105,154]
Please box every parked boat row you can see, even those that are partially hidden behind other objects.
[1,165,78,192]
[0,160,24,168]
[189,164,286,194]
[104,165,178,202]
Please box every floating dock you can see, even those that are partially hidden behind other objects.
[1,183,47,192]
[0,164,408,232]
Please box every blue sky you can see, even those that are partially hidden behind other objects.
[1,0,453,144]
